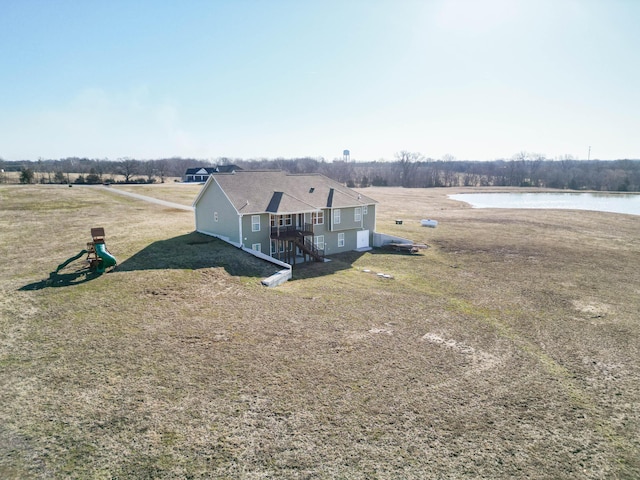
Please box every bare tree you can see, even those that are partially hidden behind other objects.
[142,160,156,183]
[395,151,422,187]
[154,159,169,183]
[117,158,139,183]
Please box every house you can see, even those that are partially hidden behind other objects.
[193,170,377,264]
[184,165,242,182]
[184,167,217,182]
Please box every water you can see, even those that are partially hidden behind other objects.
[449,192,640,216]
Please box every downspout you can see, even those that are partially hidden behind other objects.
[372,205,376,233]
[192,194,199,232]
[238,199,250,248]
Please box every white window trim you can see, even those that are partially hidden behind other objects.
[312,211,324,225]
[314,235,325,250]
[354,207,362,222]
[252,243,261,252]
[272,214,293,227]
[338,232,345,247]
[251,215,261,232]
[333,209,341,225]
[271,240,287,254]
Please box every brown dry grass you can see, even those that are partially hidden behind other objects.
[1,184,639,479]
[108,183,202,206]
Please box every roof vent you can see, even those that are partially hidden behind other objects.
[309,187,315,193]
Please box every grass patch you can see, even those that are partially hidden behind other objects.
[1,184,639,478]
[109,183,202,206]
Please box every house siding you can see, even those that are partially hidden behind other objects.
[195,180,240,243]
[241,213,270,248]
[362,204,376,234]
[320,229,358,255]
[329,206,366,231]
[322,204,376,252]
[321,227,367,254]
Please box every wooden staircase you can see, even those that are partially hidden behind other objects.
[270,223,325,263]
[293,234,325,262]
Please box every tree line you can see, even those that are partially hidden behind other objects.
[1,153,639,192]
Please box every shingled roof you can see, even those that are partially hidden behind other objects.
[185,167,218,175]
[194,170,377,215]
[185,165,242,175]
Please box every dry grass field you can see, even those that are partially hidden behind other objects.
[1,184,639,479]
[106,183,202,206]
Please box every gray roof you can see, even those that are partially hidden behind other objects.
[185,165,242,175]
[195,170,377,214]
[185,167,217,175]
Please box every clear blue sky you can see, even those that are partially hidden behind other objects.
[1,0,638,161]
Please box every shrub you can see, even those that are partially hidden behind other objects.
[53,171,67,184]
[86,173,101,184]
[19,168,35,184]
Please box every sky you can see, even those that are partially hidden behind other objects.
[1,0,639,162]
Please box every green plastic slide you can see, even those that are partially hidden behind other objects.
[95,243,117,273]
[54,249,88,274]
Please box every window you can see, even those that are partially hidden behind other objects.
[271,214,293,227]
[338,232,345,247]
[314,235,325,250]
[312,211,324,225]
[251,215,260,232]
[214,212,218,222]
[354,207,362,222]
[333,209,341,225]
[271,240,287,254]
[363,205,368,215]
[252,243,261,253]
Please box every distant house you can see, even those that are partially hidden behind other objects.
[184,165,242,182]
[193,170,377,264]
[184,167,217,182]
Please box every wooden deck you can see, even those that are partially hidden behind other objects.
[270,223,314,239]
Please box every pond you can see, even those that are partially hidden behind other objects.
[449,192,640,216]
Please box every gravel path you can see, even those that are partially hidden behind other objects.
[101,186,194,211]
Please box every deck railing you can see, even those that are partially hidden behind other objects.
[270,223,313,238]
[302,237,325,259]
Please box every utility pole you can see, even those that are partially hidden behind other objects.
[588,146,591,161]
